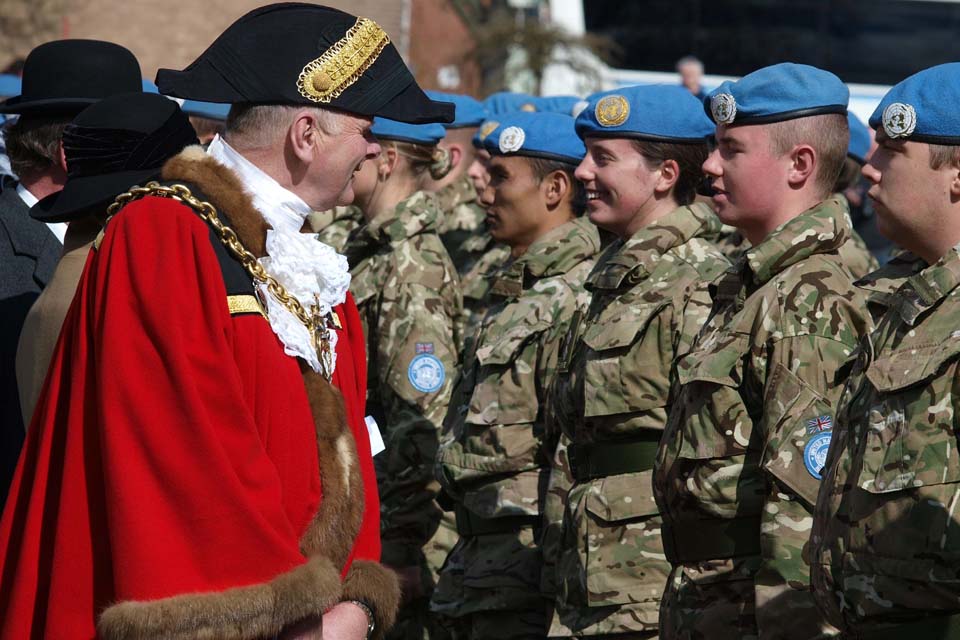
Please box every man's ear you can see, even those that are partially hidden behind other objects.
[543,169,570,207]
[289,109,319,164]
[787,143,817,188]
[58,139,68,173]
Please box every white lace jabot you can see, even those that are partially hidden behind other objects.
[207,135,351,375]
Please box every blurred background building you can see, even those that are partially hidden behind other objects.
[3,0,960,118]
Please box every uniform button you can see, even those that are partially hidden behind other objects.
[877,481,886,490]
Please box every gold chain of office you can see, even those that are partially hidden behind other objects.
[105,182,335,379]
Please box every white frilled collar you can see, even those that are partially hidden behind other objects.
[206,135,351,376]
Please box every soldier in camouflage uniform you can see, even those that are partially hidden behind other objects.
[432,112,599,639]
[812,64,960,638]
[651,64,873,639]
[306,204,363,253]
[544,86,730,639]
[345,118,462,640]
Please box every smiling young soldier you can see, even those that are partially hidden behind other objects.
[432,111,600,639]
[651,63,873,639]
[542,85,729,639]
[810,63,960,639]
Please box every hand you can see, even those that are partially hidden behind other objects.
[278,615,323,640]
[322,601,370,640]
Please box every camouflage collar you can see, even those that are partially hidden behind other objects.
[891,245,960,326]
[491,217,600,298]
[740,196,851,287]
[854,250,926,314]
[307,205,361,234]
[434,174,478,213]
[367,190,442,245]
[588,203,720,291]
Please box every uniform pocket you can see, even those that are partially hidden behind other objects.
[468,321,550,426]
[581,302,669,417]
[761,363,836,509]
[564,471,668,609]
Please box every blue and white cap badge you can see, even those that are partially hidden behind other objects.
[498,126,525,153]
[710,93,737,125]
[882,102,917,139]
[595,94,629,127]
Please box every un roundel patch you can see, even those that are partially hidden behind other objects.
[408,354,445,393]
[595,95,629,127]
[803,431,832,480]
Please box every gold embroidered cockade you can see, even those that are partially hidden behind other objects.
[297,17,389,103]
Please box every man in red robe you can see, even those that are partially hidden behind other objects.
[0,4,454,639]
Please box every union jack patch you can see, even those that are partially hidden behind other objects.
[415,342,435,354]
[806,415,833,434]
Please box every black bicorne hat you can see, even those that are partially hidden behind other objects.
[155,3,454,125]
[30,92,198,223]
[0,40,143,116]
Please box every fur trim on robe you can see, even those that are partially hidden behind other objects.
[97,146,399,640]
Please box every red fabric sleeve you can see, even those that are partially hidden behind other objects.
[332,293,381,565]
[92,197,318,599]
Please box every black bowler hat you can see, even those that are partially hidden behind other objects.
[30,93,198,223]
[156,3,454,125]
[0,40,143,116]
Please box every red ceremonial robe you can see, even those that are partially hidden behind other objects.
[0,147,397,639]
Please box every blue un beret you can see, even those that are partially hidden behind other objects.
[426,91,487,129]
[847,111,871,164]
[372,117,446,145]
[181,99,230,121]
[0,74,22,99]
[706,63,848,126]
[483,91,539,115]
[869,63,960,144]
[576,85,714,143]
[482,111,585,164]
[534,95,581,115]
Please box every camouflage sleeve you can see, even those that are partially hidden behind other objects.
[374,280,459,568]
[755,334,852,638]
[674,277,716,365]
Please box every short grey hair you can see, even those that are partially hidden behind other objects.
[225,104,345,148]
[676,55,704,73]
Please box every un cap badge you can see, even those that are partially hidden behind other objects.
[711,93,737,125]
[478,120,500,142]
[882,102,917,139]
[499,126,525,153]
[595,95,629,127]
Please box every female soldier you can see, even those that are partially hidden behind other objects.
[544,85,730,639]
[345,118,462,640]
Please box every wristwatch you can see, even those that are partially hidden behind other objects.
[347,599,376,639]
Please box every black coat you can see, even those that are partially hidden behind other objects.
[0,176,60,508]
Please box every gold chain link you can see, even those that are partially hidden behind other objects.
[105,181,335,378]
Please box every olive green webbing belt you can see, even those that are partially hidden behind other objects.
[661,516,762,563]
[863,613,960,640]
[568,434,660,482]
[454,505,538,537]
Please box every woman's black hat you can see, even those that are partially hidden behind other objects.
[30,93,198,223]
[155,3,454,125]
[0,40,143,116]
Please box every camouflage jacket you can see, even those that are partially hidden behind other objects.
[347,191,463,570]
[712,196,878,279]
[652,196,872,639]
[307,204,363,253]
[432,217,600,618]
[810,249,960,634]
[544,204,730,636]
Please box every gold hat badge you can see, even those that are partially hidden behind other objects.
[595,95,629,127]
[297,17,389,103]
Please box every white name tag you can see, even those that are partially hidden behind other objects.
[364,415,386,457]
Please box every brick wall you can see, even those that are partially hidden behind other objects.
[0,0,479,98]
